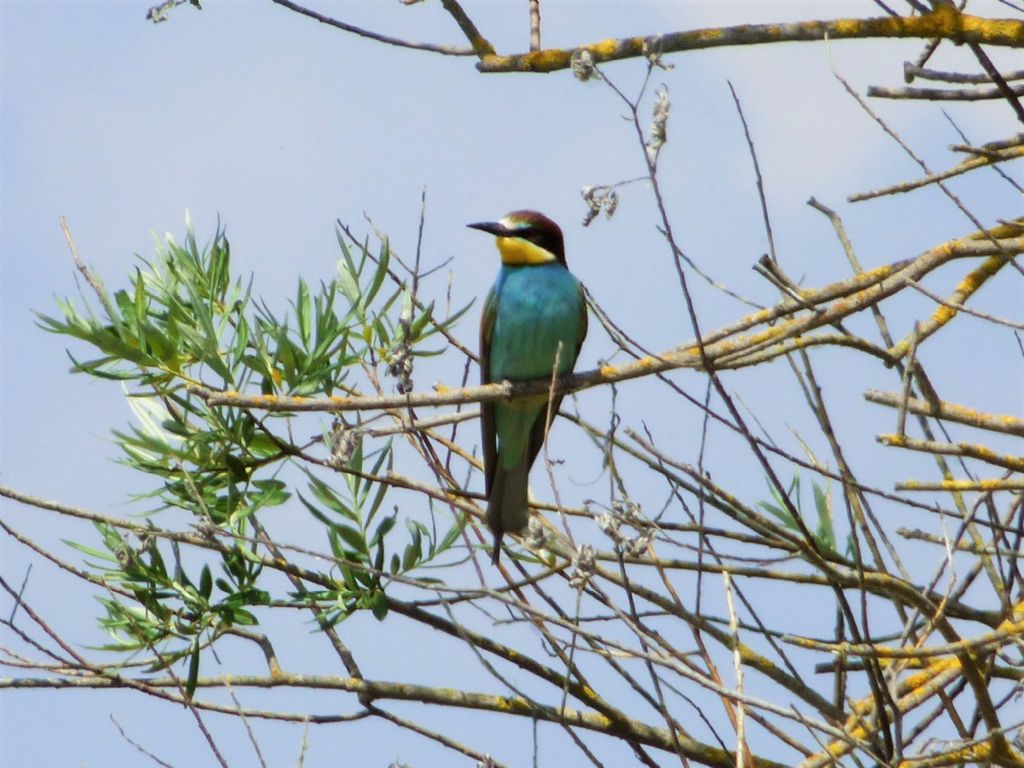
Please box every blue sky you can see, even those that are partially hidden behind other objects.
[2,2,1021,766]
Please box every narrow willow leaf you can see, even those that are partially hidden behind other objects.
[185,645,200,701]
[296,279,312,347]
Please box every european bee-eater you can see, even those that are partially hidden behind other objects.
[468,210,588,564]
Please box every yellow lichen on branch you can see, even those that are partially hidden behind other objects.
[865,390,1024,438]
[476,10,1024,73]
[800,651,1024,768]
[889,254,1014,359]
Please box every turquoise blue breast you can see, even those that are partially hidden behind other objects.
[488,263,583,382]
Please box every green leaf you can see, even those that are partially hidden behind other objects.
[114,289,137,333]
[435,519,462,556]
[224,453,250,482]
[370,590,389,621]
[133,270,147,324]
[340,563,359,592]
[409,300,436,340]
[364,243,390,307]
[401,541,420,572]
[812,481,835,551]
[326,526,345,561]
[335,523,369,556]
[199,565,213,599]
[370,514,396,548]
[251,479,289,508]
[230,608,258,626]
[305,474,358,523]
[298,491,339,529]
[296,279,312,347]
[247,432,280,459]
[185,644,200,701]
[337,262,361,306]
[63,539,119,564]
[363,447,392,526]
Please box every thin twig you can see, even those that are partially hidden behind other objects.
[868,82,1024,100]
[270,0,475,55]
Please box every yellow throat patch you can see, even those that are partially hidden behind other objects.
[496,236,557,266]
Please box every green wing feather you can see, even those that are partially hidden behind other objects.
[479,286,499,495]
[524,281,588,473]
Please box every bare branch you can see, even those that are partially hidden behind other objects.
[270,0,475,56]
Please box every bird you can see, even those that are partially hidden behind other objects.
[468,210,588,564]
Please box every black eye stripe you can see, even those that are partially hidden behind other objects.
[514,228,548,248]
[534,232,560,254]
[504,212,567,266]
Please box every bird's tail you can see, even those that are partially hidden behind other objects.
[487,460,530,564]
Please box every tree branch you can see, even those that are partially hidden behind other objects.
[476,10,1024,73]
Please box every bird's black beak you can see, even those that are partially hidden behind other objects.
[467,221,512,237]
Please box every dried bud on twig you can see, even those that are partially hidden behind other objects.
[581,184,619,226]
[571,49,598,81]
[328,421,361,468]
[569,545,596,589]
[387,342,414,394]
[643,36,674,71]
[646,87,670,166]
[525,515,546,550]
